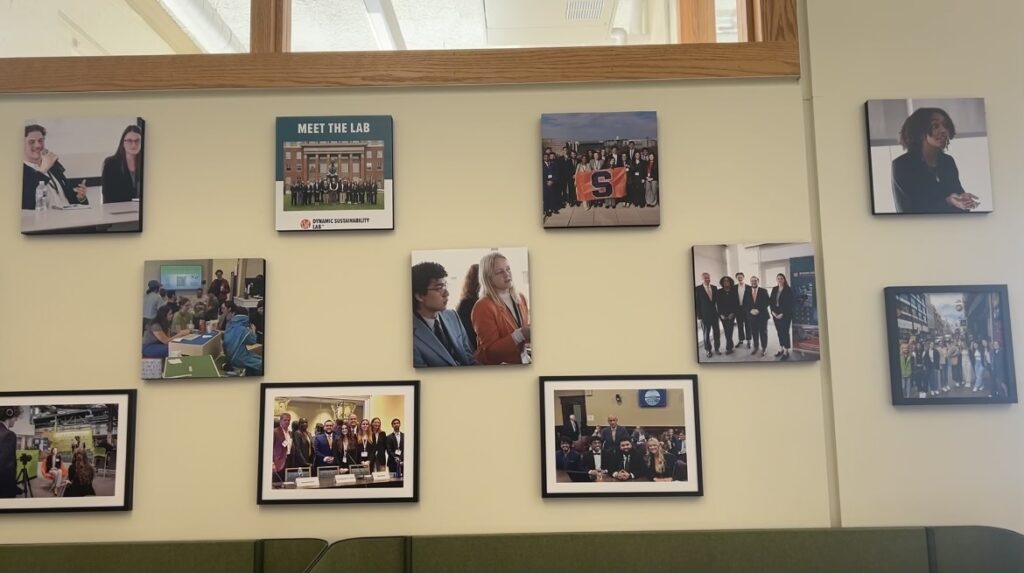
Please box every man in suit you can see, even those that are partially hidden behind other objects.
[543,151,559,217]
[346,413,359,437]
[610,438,643,481]
[735,272,750,348]
[45,447,63,494]
[743,275,770,357]
[312,419,339,468]
[291,418,314,469]
[22,124,89,210]
[272,413,292,481]
[595,415,630,454]
[695,272,721,358]
[562,414,585,444]
[0,406,19,499]
[412,262,477,367]
[386,418,405,476]
[581,437,609,480]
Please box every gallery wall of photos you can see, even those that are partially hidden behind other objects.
[1,0,1022,541]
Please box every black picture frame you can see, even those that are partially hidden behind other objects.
[539,375,702,498]
[257,380,419,505]
[884,285,1017,405]
[0,389,137,514]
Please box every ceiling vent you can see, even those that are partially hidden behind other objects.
[565,0,606,21]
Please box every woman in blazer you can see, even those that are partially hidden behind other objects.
[354,419,374,469]
[369,417,388,471]
[471,252,531,365]
[101,124,143,204]
[715,276,741,354]
[769,273,795,360]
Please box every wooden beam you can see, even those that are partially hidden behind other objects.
[758,0,798,42]
[736,0,756,43]
[678,0,717,44]
[250,0,279,53]
[276,0,291,53]
[0,42,799,93]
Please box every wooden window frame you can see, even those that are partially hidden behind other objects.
[0,0,797,94]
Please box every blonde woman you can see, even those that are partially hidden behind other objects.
[470,252,531,365]
[370,417,387,470]
[642,438,675,482]
[355,419,374,467]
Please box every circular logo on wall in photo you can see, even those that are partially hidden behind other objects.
[299,218,311,230]
[643,390,661,406]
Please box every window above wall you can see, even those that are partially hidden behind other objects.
[0,0,797,92]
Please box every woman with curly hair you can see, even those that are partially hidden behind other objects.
[891,107,980,213]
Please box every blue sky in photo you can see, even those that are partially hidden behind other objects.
[928,293,966,326]
[541,111,657,141]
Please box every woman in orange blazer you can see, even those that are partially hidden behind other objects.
[471,252,531,365]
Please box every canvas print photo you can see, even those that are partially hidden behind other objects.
[411,247,531,368]
[258,381,418,504]
[541,375,701,498]
[21,117,145,235]
[0,390,136,513]
[141,258,265,380]
[540,111,659,228]
[275,116,394,231]
[865,98,992,214]
[884,285,1017,405]
[692,243,820,363]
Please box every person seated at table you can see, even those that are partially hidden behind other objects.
[641,438,677,482]
[142,304,176,358]
[334,423,356,467]
[251,300,265,344]
[223,301,262,376]
[555,438,582,472]
[190,301,207,330]
[44,447,63,495]
[64,451,96,497]
[170,297,194,335]
[610,438,643,481]
[22,124,89,210]
[312,420,339,468]
[581,436,609,480]
[101,124,143,203]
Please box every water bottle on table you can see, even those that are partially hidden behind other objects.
[35,181,48,211]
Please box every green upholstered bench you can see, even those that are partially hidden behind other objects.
[306,527,1024,573]
[0,538,325,573]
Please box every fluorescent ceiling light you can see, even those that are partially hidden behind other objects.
[364,0,407,50]
[157,0,245,53]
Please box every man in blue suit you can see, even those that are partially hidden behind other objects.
[312,419,339,469]
[412,262,477,368]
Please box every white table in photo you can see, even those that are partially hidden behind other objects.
[21,202,140,234]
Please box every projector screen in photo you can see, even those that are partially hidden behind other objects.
[159,265,202,290]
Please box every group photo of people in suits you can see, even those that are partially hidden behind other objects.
[411,247,532,368]
[267,395,408,489]
[540,111,660,228]
[692,243,820,363]
[21,117,145,234]
[550,388,689,484]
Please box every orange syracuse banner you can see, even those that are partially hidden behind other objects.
[574,167,627,202]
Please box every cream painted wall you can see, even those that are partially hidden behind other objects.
[0,78,828,542]
[806,0,1024,534]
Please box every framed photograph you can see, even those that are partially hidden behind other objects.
[22,117,145,235]
[865,98,992,215]
[275,116,394,231]
[257,381,419,505]
[692,243,820,363]
[540,375,701,498]
[141,258,266,380]
[884,285,1017,405]
[411,247,531,368]
[540,111,659,228]
[0,390,136,513]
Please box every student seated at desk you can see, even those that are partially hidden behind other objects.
[555,439,582,472]
[609,438,643,481]
[170,297,194,335]
[641,438,677,482]
[222,301,262,375]
[142,305,176,358]
[581,437,609,480]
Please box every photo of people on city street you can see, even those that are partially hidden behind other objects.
[540,111,659,228]
[692,243,820,364]
[884,285,1017,405]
